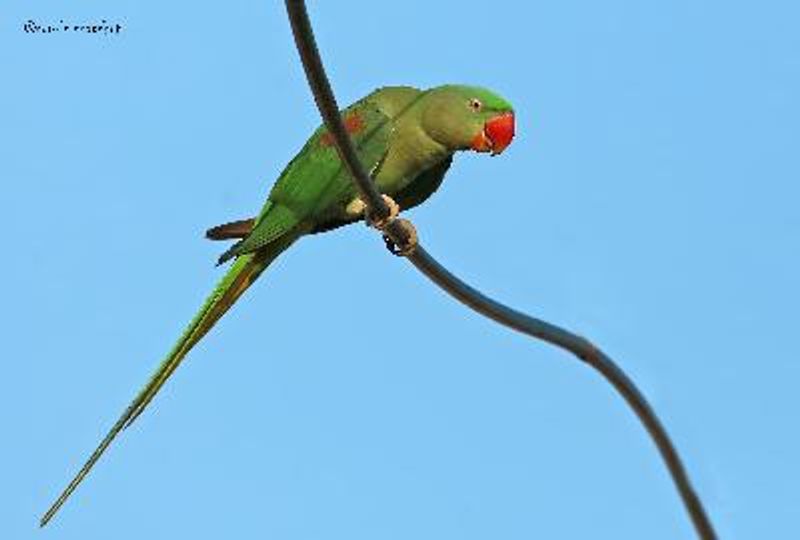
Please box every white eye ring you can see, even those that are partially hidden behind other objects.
[469,98,483,112]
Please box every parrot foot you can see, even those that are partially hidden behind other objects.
[382,218,418,257]
[346,194,400,230]
[368,194,400,230]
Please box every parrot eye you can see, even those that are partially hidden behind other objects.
[469,98,483,112]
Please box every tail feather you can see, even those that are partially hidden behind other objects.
[123,252,268,429]
[205,218,255,241]
[40,235,297,527]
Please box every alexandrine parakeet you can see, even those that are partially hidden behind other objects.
[41,84,515,525]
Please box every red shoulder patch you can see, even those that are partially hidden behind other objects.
[320,113,365,146]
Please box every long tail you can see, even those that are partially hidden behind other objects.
[40,235,296,527]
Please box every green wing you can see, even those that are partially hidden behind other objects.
[218,101,392,263]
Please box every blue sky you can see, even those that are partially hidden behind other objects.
[2,1,798,538]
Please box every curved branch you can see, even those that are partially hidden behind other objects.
[285,2,390,224]
[284,2,717,538]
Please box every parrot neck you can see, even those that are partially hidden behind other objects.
[367,87,452,191]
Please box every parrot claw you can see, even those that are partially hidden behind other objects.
[382,218,418,257]
[347,194,400,230]
[346,194,414,254]
[367,194,400,230]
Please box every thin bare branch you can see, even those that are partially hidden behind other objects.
[284,1,718,538]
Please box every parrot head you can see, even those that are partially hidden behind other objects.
[421,85,515,156]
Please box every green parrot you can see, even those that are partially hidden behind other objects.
[41,84,515,526]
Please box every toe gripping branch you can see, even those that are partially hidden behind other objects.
[365,195,418,257]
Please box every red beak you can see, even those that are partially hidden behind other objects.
[471,112,515,155]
